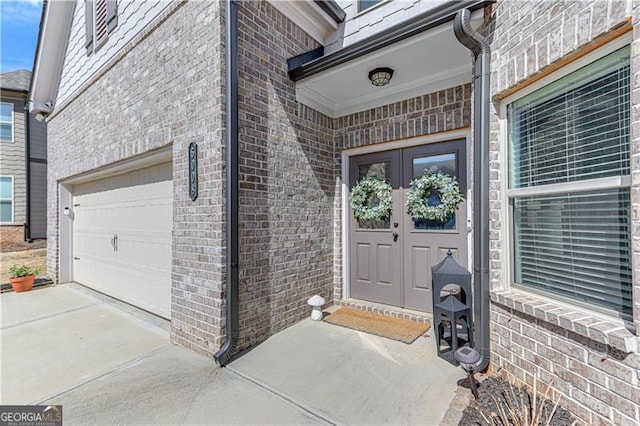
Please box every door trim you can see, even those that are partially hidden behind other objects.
[341,128,472,303]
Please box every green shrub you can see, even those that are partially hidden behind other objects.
[8,264,40,278]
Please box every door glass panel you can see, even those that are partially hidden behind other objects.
[412,153,457,230]
[413,153,456,177]
[355,161,391,229]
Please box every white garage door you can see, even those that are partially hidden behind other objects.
[73,162,172,319]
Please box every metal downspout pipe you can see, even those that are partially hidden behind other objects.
[214,0,240,367]
[24,103,32,242]
[453,8,491,372]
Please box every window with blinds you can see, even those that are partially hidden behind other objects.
[508,45,632,318]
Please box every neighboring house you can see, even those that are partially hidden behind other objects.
[0,69,48,243]
[29,0,639,424]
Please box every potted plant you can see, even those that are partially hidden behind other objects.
[8,264,40,293]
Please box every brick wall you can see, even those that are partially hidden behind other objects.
[234,1,336,349]
[0,225,24,244]
[332,84,472,303]
[487,1,640,424]
[47,1,226,356]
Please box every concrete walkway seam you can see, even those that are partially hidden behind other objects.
[225,365,342,426]
[0,302,99,331]
[34,344,171,405]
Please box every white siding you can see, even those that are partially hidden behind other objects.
[326,0,450,54]
[56,0,173,107]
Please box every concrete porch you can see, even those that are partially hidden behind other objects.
[1,284,464,424]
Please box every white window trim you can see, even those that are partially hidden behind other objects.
[354,0,391,16]
[498,34,633,322]
[0,175,14,224]
[0,102,14,143]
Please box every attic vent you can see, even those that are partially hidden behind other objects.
[85,0,118,55]
[95,0,108,47]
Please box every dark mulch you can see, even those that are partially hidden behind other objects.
[1,277,53,293]
[459,377,575,425]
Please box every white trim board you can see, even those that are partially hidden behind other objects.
[268,0,338,45]
[0,102,15,143]
[61,145,172,185]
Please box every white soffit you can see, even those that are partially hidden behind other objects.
[268,0,338,45]
[30,1,75,114]
[296,20,479,118]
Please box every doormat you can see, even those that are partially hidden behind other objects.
[323,307,430,344]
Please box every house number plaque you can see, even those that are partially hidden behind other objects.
[189,142,198,201]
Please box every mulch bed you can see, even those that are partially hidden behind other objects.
[459,377,575,425]
[1,277,53,293]
[0,239,47,253]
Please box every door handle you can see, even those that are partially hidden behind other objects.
[393,232,398,242]
[114,234,118,252]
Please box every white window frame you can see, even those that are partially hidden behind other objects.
[498,34,633,320]
[0,102,14,143]
[355,0,390,15]
[0,175,14,224]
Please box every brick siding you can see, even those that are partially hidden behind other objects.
[47,1,226,356]
[45,3,640,423]
[235,1,336,349]
[487,1,640,424]
[0,225,24,244]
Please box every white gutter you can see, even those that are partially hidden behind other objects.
[29,0,76,116]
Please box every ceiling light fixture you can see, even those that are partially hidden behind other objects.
[368,67,394,87]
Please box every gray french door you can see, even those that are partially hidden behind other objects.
[348,140,467,312]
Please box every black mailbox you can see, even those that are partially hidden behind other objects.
[431,251,472,364]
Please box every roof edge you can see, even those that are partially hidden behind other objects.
[29,0,47,97]
[313,0,346,23]
[29,0,75,115]
[290,0,494,81]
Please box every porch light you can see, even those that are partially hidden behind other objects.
[454,346,482,399]
[368,67,394,87]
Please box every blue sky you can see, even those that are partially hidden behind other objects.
[1,0,43,73]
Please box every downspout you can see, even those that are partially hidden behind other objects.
[24,103,32,242]
[214,0,240,366]
[453,8,491,372]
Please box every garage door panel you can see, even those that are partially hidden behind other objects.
[73,163,172,319]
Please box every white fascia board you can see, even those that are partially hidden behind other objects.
[29,0,76,115]
[268,0,338,45]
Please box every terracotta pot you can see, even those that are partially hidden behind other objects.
[9,274,35,293]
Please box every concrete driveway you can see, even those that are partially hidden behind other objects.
[1,284,464,425]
